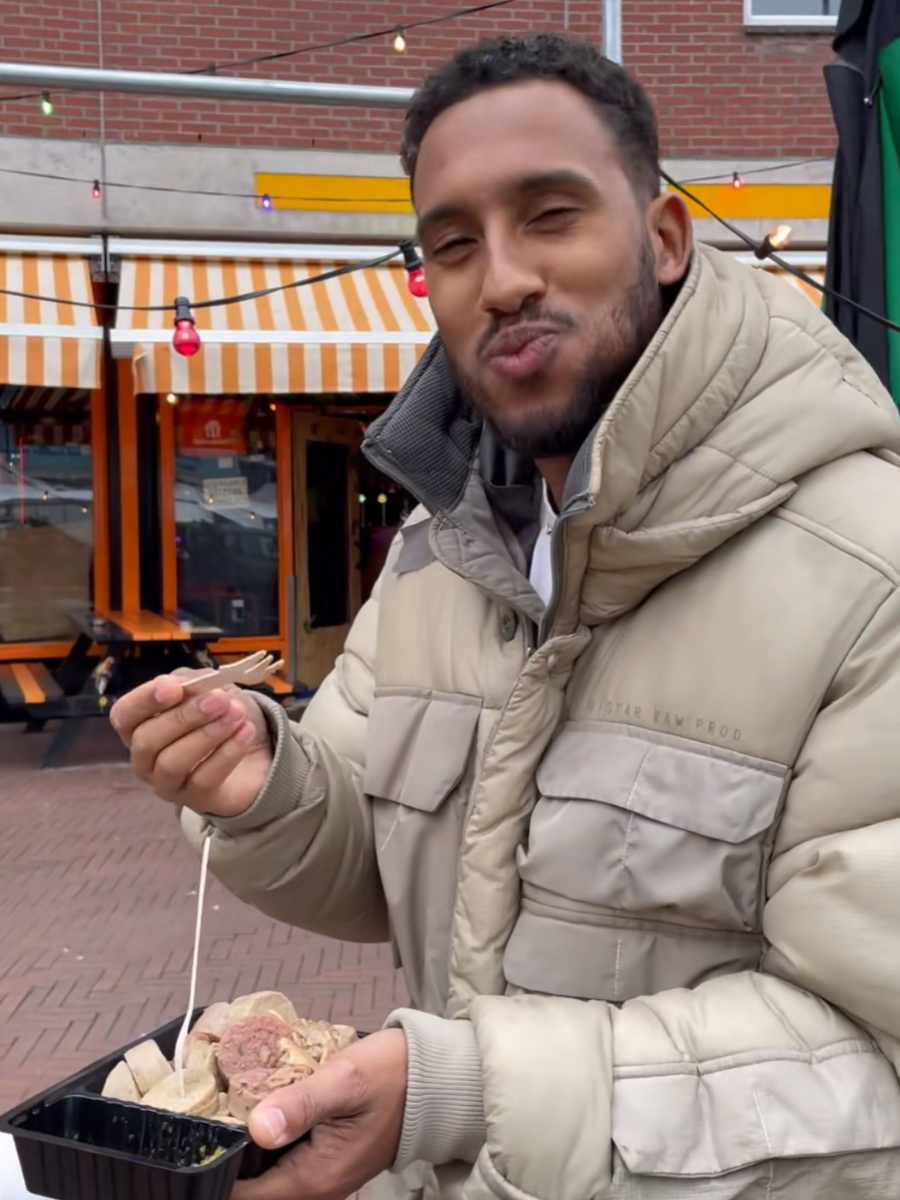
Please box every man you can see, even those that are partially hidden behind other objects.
[111,33,900,1200]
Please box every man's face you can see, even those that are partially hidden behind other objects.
[413,80,665,459]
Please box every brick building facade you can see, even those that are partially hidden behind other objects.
[0,0,836,159]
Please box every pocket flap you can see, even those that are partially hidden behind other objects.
[536,723,786,844]
[366,690,481,812]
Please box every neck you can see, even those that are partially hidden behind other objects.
[535,455,574,511]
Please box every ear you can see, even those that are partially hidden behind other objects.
[646,192,693,286]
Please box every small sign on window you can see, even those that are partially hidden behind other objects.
[203,476,249,509]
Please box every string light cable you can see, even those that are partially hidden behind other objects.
[0,245,428,354]
[0,162,412,207]
[0,180,897,342]
[661,169,900,338]
[0,154,836,208]
[0,0,521,109]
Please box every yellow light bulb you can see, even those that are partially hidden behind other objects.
[166,392,178,405]
[393,30,407,52]
[768,224,793,251]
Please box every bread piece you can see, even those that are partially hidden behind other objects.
[140,1067,219,1118]
[226,992,298,1028]
[193,1002,230,1040]
[124,1040,173,1095]
[186,1035,220,1080]
[101,1060,142,1103]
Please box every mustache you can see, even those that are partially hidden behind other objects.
[476,306,578,360]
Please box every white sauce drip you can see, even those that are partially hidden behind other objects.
[174,831,212,1097]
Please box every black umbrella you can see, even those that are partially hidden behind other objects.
[824,0,900,396]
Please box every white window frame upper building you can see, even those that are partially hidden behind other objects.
[744,0,838,30]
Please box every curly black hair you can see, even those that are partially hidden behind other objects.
[401,33,660,203]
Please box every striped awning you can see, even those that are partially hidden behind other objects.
[111,256,436,395]
[0,254,102,389]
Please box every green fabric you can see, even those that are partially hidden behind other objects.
[880,39,900,402]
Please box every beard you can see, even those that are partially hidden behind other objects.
[449,235,663,460]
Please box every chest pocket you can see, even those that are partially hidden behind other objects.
[366,688,482,812]
[520,721,789,933]
[365,688,482,1013]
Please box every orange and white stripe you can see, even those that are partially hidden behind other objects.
[766,266,826,308]
[112,256,436,395]
[0,254,102,389]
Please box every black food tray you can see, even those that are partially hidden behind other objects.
[0,1009,314,1200]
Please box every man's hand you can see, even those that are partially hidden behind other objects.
[232,1029,408,1200]
[109,671,273,818]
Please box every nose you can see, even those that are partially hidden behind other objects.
[478,231,545,317]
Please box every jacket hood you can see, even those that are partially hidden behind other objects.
[364,245,900,624]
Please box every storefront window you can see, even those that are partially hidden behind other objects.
[0,389,94,643]
[173,397,279,638]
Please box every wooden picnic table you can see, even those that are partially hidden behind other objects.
[42,608,224,768]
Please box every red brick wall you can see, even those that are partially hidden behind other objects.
[0,0,836,158]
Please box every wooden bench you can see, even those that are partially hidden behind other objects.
[0,662,64,713]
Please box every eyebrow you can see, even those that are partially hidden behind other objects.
[416,169,598,241]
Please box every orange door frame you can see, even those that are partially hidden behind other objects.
[155,395,292,663]
[117,360,141,615]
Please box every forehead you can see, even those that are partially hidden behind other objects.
[412,79,629,213]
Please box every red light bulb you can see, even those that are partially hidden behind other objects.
[407,266,427,298]
[173,319,201,356]
[91,179,102,200]
[172,296,201,357]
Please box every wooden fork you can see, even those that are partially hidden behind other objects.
[183,651,285,696]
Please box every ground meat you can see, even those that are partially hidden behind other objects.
[215,1016,297,1082]
[227,1064,315,1123]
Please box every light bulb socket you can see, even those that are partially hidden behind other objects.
[174,296,195,325]
[754,225,793,260]
[400,241,423,272]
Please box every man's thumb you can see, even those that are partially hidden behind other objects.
[249,1060,364,1149]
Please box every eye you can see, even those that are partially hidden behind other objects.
[430,237,476,262]
[530,206,580,228]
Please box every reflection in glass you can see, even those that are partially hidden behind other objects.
[0,388,93,643]
[174,397,279,638]
[751,0,837,15]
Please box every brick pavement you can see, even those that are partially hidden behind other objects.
[0,721,406,1114]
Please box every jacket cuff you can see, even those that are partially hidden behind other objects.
[384,1009,486,1170]
[207,694,312,834]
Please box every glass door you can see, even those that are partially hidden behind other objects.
[293,412,362,690]
[171,397,279,639]
[0,389,94,644]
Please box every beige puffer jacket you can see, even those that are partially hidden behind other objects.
[184,246,900,1199]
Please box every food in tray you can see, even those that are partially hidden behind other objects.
[100,990,357,1126]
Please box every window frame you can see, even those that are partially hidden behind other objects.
[743,0,837,30]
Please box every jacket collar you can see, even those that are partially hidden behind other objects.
[364,245,900,626]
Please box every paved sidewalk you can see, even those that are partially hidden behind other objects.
[0,721,406,1114]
